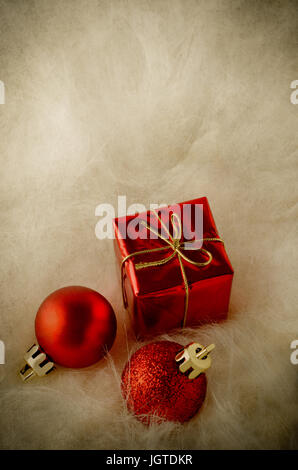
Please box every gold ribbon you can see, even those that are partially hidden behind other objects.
[121,209,224,327]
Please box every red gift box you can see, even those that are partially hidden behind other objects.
[113,197,234,338]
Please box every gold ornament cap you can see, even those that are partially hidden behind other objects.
[19,344,55,382]
[175,342,215,379]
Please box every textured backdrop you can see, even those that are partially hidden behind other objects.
[0,0,298,449]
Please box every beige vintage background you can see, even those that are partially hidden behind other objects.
[0,0,298,449]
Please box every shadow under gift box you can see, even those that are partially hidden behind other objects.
[113,197,234,338]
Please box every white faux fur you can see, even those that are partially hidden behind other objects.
[0,0,297,449]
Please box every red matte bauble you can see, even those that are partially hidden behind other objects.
[35,286,117,368]
[121,341,207,424]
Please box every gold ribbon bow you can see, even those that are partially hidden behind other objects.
[121,209,224,327]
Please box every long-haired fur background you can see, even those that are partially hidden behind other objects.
[0,0,297,449]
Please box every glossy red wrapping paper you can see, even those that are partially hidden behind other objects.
[113,197,234,338]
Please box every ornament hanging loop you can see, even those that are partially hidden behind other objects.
[19,344,55,382]
[175,342,215,380]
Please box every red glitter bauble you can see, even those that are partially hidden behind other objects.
[121,341,207,424]
[35,286,117,368]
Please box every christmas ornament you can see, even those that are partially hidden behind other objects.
[121,340,215,424]
[20,286,117,381]
[114,196,234,339]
